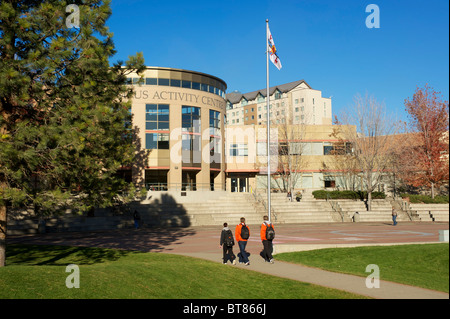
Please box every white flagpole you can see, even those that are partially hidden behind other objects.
[266,19,271,223]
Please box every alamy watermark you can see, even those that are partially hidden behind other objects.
[365,4,380,29]
[66,4,80,29]
[66,264,80,288]
[365,264,380,288]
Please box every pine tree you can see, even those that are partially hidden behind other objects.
[0,0,145,266]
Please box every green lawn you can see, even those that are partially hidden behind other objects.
[0,244,367,299]
[275,243,449,293]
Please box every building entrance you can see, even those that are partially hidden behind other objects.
[231,176,248,192]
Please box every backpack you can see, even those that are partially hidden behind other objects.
[224,230,234,247]
[265,223,275,241]
[240,224,249,240]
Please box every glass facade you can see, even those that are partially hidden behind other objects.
[145,104,169,150]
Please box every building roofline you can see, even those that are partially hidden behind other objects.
[226,79,311,104]
[141,66,227,90]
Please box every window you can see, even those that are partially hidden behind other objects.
[230,144,248,156]
[192,82,201,90]
[158,78,170,86]
[170,79,181,87]
[182,80,191,88]
[324,145,333,155]
[274,90,282,100]
[146,78,157,85]
[145,133,169,150]
[209,110,221,134]
[182,106,201,133]
[145,104,169,150]
[146,104,169,131]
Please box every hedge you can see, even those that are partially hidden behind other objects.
[400,194,449,204]
[312,190,386,200]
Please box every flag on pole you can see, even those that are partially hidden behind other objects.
[267,25,282,70]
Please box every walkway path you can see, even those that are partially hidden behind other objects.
[10,222,449,299]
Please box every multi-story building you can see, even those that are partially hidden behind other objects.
[126,67,227,191]
[126,69,354,193]
[225,80,332,126]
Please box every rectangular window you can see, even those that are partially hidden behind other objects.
[192,82,201,90]
[170,79,181,87]
[229,144,248,156]
[158,78,170,86]
[182,80,191,88]
[324,145,333,155]
[146,78,157,85]
[182,105,201,133]
[146,133,157,149]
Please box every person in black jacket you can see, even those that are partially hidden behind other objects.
[220,223,236,265]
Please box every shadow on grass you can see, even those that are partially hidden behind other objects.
[6,244,138,266]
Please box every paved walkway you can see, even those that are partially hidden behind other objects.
[10,222,449,299]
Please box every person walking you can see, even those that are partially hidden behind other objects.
[235,217,250,265]
[392,208,398,226]
[220,223,236,265]
[260,216,275,263]
[133,210,141,229]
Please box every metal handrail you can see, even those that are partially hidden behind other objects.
[145,182,220,191]
[326,193,345,222]
[253,191,277,222]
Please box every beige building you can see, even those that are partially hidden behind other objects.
[126,69,353,193]
[127,67,227,191]
[224,124,356,193]
[226,80,332,126]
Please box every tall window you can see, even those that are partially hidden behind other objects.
[145,104,169,149]
[182,106,201,165]
[209,110,221,167]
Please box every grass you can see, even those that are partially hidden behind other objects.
[275,243,449,293]
[0,244,367,299]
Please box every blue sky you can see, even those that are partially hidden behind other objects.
[107,0,449,123]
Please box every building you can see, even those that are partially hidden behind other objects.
[225,80,332,126]
[224,124,356,193]
[127,67,227,191]
[127,69,353,193]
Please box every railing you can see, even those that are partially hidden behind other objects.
[326,193,345,222]
[145,183,222,191]
[252,191,277,222]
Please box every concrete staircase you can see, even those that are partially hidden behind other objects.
[266,191,336,224]
[408,203,449,222]
[137,190,266,227]
[324,199,409,223]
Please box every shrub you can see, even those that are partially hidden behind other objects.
[312,190,386,200]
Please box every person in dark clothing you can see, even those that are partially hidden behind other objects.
[260,215,275,263]
[133,210,141,229]
[220,223,236,265]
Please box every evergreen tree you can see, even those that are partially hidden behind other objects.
[0,0,145,266]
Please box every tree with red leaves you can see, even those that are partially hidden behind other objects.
[403,85,449,198]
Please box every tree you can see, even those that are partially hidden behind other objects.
[273,117,307,194]
[0,0,145,266]
[321,118,359,191]
[338,93,399,210]
[402,85,449,198]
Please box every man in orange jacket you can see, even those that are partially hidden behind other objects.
[235,217,250,265]
[260,215,275,263]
